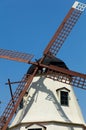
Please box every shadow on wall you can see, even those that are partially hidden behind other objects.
[17,76,74,130]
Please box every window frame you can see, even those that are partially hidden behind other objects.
[60,91,69,106]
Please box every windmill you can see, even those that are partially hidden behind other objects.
[0,1,86,130]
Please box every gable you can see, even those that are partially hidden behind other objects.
[26,123,46,130]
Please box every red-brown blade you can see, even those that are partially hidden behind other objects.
[45,65,86,90]
[0,48,34,63]
[44,2,86,56]
[0,71,37,130]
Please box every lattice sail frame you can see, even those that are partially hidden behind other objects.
[46,65,86,90]
[44,1,86,56]
[0,49,34,63]
[0,73,35,130]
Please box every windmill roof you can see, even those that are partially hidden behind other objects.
[27,56,68,74]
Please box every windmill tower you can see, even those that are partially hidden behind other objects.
[0,1,86,130]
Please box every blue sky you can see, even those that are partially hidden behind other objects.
[0,0,86,122]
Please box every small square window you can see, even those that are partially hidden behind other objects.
[60,91,68,106]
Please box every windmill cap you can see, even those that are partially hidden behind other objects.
[27,56,68,74]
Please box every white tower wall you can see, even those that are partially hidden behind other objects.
[9,76,85,130]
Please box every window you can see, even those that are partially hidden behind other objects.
[28,128,42,130]
[19,98,23,109]
[60,91,68,106]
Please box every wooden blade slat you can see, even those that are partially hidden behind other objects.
[44,1,86,56]
[0,49,34,63]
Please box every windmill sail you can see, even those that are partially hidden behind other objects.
[0,49,34,63]
[44,1,86,56]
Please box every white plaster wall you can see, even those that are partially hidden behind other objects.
[45,123,84,130]
[10,76,85,129]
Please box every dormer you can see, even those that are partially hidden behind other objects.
[56,87,70,106]
[26,123,46,130]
